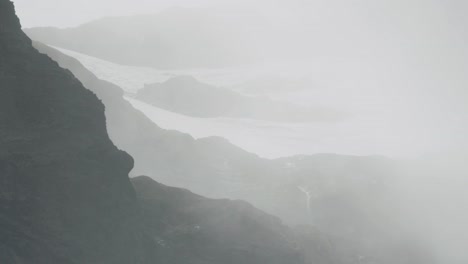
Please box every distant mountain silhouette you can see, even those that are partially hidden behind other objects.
[25,7,278,69]
[136,75,346,122]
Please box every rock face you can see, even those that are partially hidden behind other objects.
[0,1,155,263]
[132,176,305,264]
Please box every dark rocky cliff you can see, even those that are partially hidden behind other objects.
[0,1,155,263]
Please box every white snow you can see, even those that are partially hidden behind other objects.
[54,46,453,159]
[125,96,435,159]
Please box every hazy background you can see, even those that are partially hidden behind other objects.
[13,0,468,263]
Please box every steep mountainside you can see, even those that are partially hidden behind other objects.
[0,2,320,263]
[33,42,435,264]
[0,1,155,263]
[33,41,270,201]
[136,76,345,122]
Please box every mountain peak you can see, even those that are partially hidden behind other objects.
[0,1,22,32]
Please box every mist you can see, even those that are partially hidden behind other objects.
[5,0,468,263]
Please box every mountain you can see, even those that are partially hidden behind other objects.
[25,7,278,69]
[132,176,309,264]
[136,75,345,122]
[0,2,308,263]
[0,1,155,263]
[33,42,435,264]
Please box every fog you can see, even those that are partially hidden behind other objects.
[13,0,468,263]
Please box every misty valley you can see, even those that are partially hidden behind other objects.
[1,0,468,264]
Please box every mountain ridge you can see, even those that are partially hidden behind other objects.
[0,1,155,263]
[24,8,276,68]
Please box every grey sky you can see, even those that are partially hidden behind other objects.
[12,0,468,29]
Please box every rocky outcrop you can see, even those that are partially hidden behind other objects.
[0,1,155,263]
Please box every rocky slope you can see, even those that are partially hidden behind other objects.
[0,1,155,263]
[132,176,306,264]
